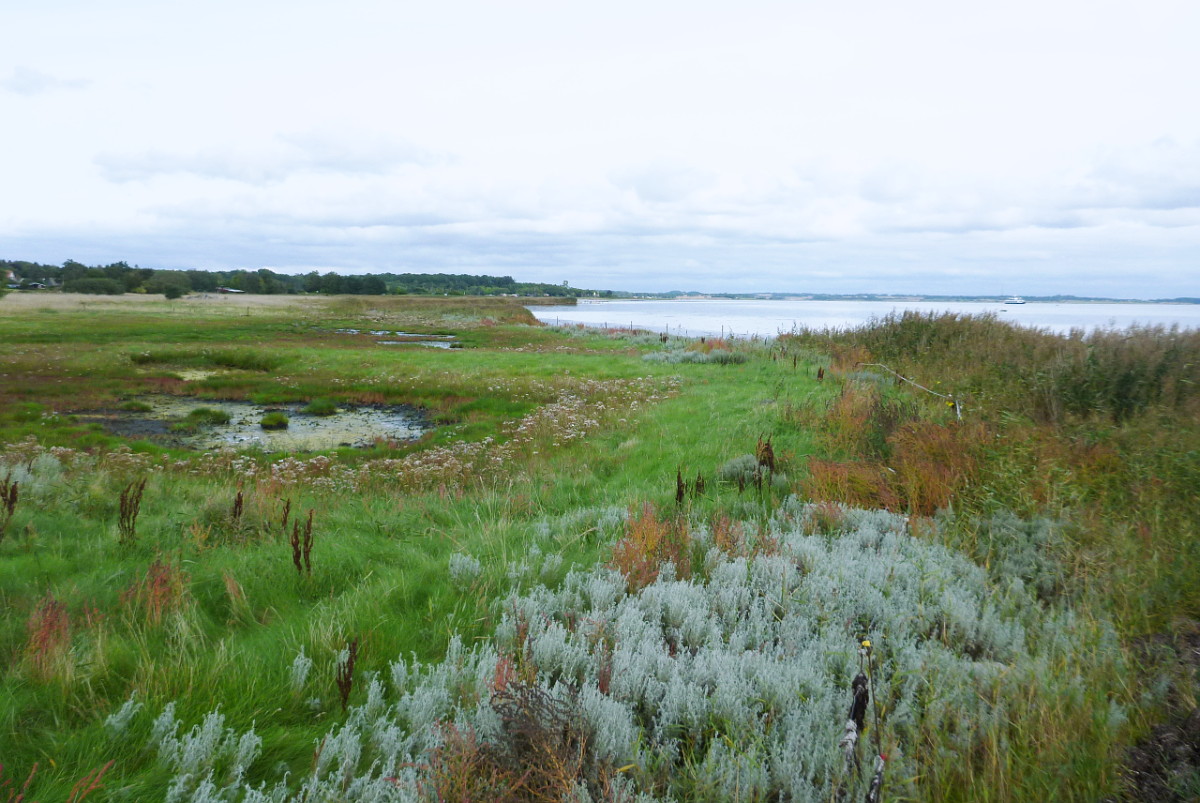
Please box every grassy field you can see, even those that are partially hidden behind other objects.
[0,295,1196,801]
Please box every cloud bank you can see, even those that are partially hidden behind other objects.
[2,0,1198,297]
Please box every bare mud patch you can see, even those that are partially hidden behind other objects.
[76,395,428,452]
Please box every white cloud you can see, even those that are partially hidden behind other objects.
[95,132,438,184]
[610,163,715,204]
[1,66,89,95]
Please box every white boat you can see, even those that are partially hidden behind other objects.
[1003,296,1026,305]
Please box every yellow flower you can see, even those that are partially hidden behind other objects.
[861,639,871,649]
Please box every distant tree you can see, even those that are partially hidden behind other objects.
[163,284,186,299]
[102,261,132,283]
[144,270,189,296]
[62,260,89,283]
[185,270,218,292]
[320,272,344,294]
[303,271,322,293]
[234,271,264,294]
[63,277,124,295]
[122,267,154,292]
[255,269,285,294]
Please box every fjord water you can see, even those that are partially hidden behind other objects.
[531,298,1200,337]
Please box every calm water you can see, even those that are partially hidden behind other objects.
[531,299,1200,338]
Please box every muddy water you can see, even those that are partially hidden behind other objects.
[334,329,460,348]
[377,340,457,348]
[79,396,428,452]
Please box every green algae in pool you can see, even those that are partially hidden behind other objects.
[78,395,427,452]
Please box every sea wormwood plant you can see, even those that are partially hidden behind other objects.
[717,454,761,489]
[117,477,146,544]
[94,504,1127,801]
[449,552,484,588]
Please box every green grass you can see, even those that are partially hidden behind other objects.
[169,407,233,432]
[301,398,339,416]
[259,411,290,430]
[0,294,1194,800]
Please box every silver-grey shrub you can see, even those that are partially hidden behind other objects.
[116,502,1122,801]
[447,552,483,587]
[716,454,761,485]
[642,348,748,365]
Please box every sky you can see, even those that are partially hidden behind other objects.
[2,0,1199,297]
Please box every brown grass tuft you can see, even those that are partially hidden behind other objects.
[888,420,982,516]
[25,593,72,683]
[711,513,746,554]
[421,681,611,803]
[610,503,691,590]
[120,557,190,626]
[803,501,848,535]
[802,460,901,511]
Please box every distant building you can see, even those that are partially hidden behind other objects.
[216,287,246,294]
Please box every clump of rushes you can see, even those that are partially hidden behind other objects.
[119,400,153,412]
[260,411,289,430]
[302,398,339,416]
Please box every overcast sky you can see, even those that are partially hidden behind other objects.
[3,0,1199,296]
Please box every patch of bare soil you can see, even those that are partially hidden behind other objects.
[1112,624,1200,802]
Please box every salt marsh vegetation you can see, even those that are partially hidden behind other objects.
[0,295,1196,801]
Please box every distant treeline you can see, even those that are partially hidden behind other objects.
[2,259,597,298]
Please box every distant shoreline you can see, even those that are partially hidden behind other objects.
[590,294,1200,305]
